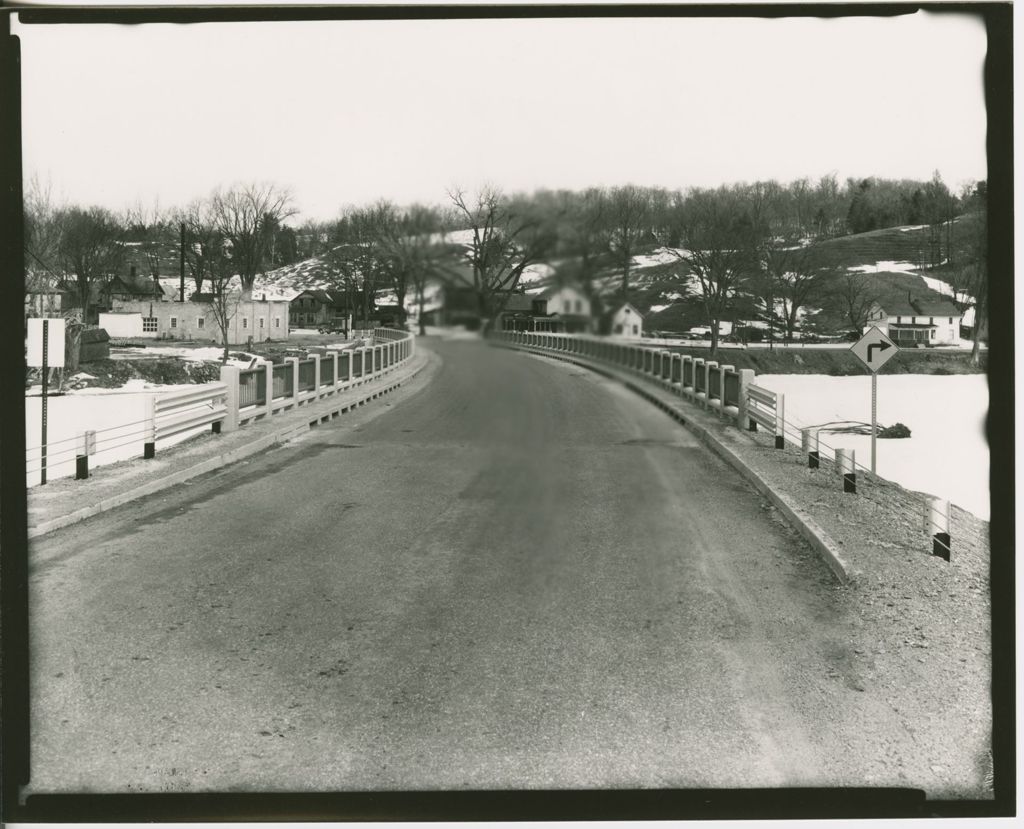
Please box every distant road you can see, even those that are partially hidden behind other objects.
[29,338,910,792]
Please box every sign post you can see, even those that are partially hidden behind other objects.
[850,326,898,474]
[27,318,66,486]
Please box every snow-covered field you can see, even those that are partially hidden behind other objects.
[753,374,989,520]
[25,386,214,488]
[112,346,268,367]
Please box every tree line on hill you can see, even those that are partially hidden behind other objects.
[23,172,988,362]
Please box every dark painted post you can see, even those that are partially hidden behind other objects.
[928,498,951,561]
[802,427,820,468]
[76,430,95,480]
[837,448,856,493]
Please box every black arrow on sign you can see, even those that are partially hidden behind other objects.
[866,341,891,363]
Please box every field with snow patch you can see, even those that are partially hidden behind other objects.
[754,373,988,520]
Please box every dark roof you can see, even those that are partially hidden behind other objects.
[107,275,163,297]
[908,298,961,316]
[878,295,961,317]
[190,292,215,303]
[501,294,536,313]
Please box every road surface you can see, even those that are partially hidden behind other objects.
[29,338,909,793]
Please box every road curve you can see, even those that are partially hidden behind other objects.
[29,338,905,793]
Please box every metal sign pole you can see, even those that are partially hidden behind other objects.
[41,319,49,486]
[871,371,877,474]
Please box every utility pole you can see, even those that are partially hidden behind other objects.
[179,221,186,302]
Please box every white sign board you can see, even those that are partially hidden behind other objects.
[26,318,66,368]
[851,326,898,373]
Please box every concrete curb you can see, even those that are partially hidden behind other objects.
[499,343,855,584]
[28,355,429,540]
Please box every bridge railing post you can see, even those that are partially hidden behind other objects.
[736,369,754,427]
[219,365,241,432]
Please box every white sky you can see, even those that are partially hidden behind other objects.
[14,11,987,221]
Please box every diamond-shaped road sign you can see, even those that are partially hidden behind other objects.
[851,326,898,372]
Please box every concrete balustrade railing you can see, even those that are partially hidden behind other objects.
[493,330,773,436]
[221,327,416,430]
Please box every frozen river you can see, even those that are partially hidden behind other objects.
[754,373,989,520]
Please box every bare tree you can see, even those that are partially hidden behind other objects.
[606,185,651,298]
[447,185,552,328]
[53,205,125,324]
[175,200,225,295]
[204,240,237,364]
[829,271,881,333]
[657,185,761,356]
[208,183,296,296]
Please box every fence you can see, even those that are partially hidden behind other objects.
[26,327,416,486]
[492,330,984,565]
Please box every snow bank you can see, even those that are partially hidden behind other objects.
[25,387,216,487]
[754,373,989,520]
[847,260,921,274]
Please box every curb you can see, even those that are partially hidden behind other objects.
[28,356,429,540]
[500,343,855,584]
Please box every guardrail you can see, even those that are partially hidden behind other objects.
[222,327,415,429]
[26,327,417,486]
[494,330,770,432]
[492,330,982,565]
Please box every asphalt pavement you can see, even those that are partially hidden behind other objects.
[28,337,913,793]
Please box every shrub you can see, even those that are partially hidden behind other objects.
[879,422,911,439]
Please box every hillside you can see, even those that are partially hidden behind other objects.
[598,221,976,337]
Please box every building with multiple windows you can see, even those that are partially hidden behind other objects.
[865,296,963,346]
[106,294,290,342]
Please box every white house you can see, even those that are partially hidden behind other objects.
[604,302,644,338]
[533,284,593,332]
[866,296,962,346]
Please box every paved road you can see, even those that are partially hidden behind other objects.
[30,338,892,793]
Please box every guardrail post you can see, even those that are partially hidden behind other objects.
[736,369,753,426]
[287,357,300,402]
[718,364,733,419]
[327,351,340,389]
[361,346,368,379]
[691,357,704,402]
[927,497,951,561]
[704,361,718,411]
[76,430,96,480]
[219,365,240,432]
[802,427,819,468]
[837,448,856,493]
[264,362,274,418]
[312,354,322,397]
[774,393,785,448]
[143,394,157,458]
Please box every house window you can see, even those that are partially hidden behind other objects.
[243,318,249,329]
[949,317,953,324]
[563,300,571,313]
[896,316,901,324]
[575,299,582,313]
[930,329,935,340]
[142,317,158,332]
[275,317,280,328]
[197,317,205,329]
[633,325,639,335]
[170,317,178,329]
[929,316,934,325]
[259,317,265,329]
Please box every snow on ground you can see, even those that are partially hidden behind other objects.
[898,224,929,232]
[916,273,975,306]
[25,386,214,488]
[631,247,689,269]
[753,373,989,520]
[847,260,921,274]
[111,346,268,368]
